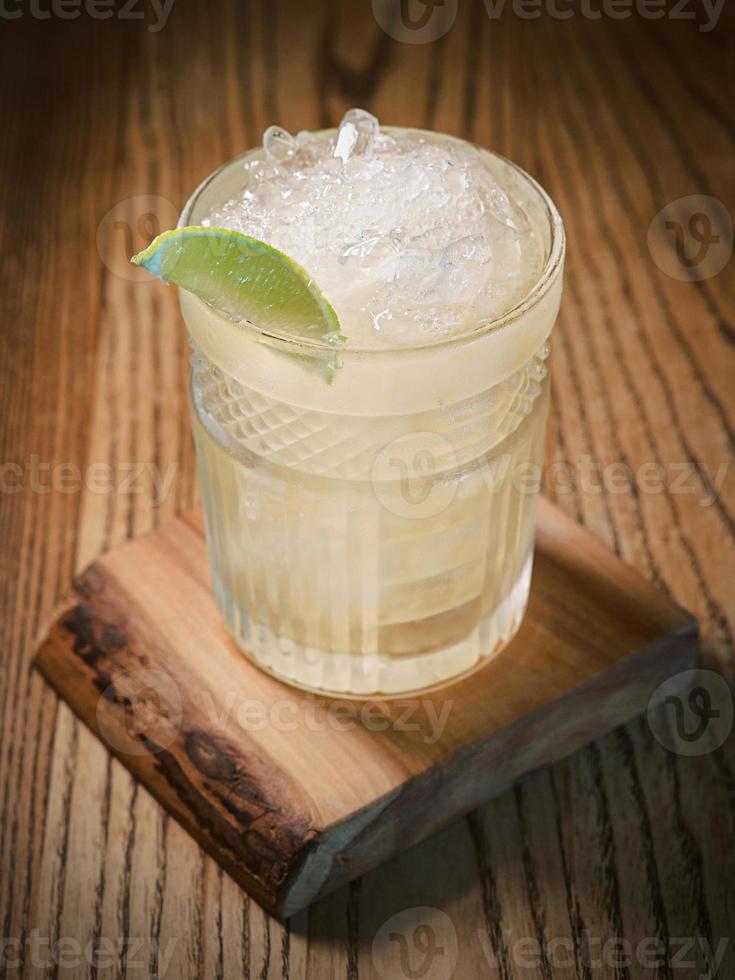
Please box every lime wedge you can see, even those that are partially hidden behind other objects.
[131,226,343,345]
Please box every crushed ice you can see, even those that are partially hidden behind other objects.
[206,109,543,347]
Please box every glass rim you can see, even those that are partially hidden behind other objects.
[178,127,566,357]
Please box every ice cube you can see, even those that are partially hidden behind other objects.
[333,108,379,164]
[333,122,359,165]
[263,125,298,165]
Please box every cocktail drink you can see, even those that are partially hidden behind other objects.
[171,110,564,696]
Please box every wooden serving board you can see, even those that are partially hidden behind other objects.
[34,498,697,918]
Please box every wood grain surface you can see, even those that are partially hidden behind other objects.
[1,0,733,977]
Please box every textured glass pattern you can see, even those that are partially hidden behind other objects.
[191,344,550,695]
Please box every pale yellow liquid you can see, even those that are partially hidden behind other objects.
[190,340,550,695]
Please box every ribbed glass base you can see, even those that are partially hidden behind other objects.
[213,551,533,697]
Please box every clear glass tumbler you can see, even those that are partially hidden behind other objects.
[179,131,565,697]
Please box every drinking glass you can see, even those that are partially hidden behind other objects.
[179,130,565,696]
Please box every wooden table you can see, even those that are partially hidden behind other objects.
[1,2,733,977]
